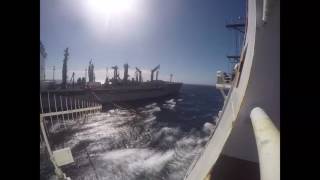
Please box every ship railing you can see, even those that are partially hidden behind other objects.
[216,71,232,100]
[40,92,102,134]
[250,107,280,180]
[40,92,102,180]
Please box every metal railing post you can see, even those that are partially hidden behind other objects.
[65,97,69,122]
[87,101,89,117]
[40,115,68,179]
[60,96,66,129]
[40,94,49,134]
[40,115,53,155]
[77,99,80,119]
[250,107,280,180]
[54,94,60,128]
[47,92,54,129]
[70,97,74,121]
[40,133,43,144]
[74,98,77,121]
[81,100,84,121]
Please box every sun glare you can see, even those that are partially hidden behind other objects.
[85,0,137,19]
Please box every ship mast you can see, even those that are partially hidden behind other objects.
[61,48,69,89]
[84,68,87,82]
[88,59,95,83]
[226,17,245,66]
[52,66,55,81]
[40,41,47,82]
[123,63,129,83]
[104,67,109,85]
[225,17,246,80]
[111,66,119,83]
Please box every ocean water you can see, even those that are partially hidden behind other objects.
[40,84,224,180]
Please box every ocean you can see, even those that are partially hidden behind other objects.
[40,84,224,180]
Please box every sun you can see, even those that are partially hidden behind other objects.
[84,0,137,19]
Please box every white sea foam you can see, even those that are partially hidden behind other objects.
[163,103,176,110]
[165,99,176,104]
[145,103,158,109]
[44,100,216,180]
[141,106,161,114]
[144,116,157,123]
[128,149,174,174]
[88,148,175,179]
[163,99,177,110]
[202,122,215,134]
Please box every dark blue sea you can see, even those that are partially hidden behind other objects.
[40,84,224,180]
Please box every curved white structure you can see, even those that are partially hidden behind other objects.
[184,0,279,179]
[251,107,280,180]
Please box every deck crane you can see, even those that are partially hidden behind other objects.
[112,66,119,81]
[135,67,142,82]
[156,70,159,81]
[150,65,160,82]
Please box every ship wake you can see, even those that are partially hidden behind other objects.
[41,98,217,180]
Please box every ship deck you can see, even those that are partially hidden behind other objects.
[210,155,259,180]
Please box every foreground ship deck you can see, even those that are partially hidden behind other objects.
[184,0,280,179]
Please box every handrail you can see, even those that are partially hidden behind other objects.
[40,116,71,180]
[40,106,102,118]
[250,107,280,180]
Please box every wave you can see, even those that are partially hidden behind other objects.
[202,122,215,135]
[163,99,177,110]
[42,90,220,180]
[74,148,175,180]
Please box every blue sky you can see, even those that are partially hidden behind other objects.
[41,0,245,85]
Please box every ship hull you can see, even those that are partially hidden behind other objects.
[92,83,182,103]
[40,83,182,112]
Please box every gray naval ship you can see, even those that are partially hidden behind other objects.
[40,46,182,107]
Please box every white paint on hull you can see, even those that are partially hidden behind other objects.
[184,0,279,179]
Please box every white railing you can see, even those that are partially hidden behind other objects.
[250,107,280,180]
[40,106,102,118]
[40,93,103,180]
[40,115,72,180]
